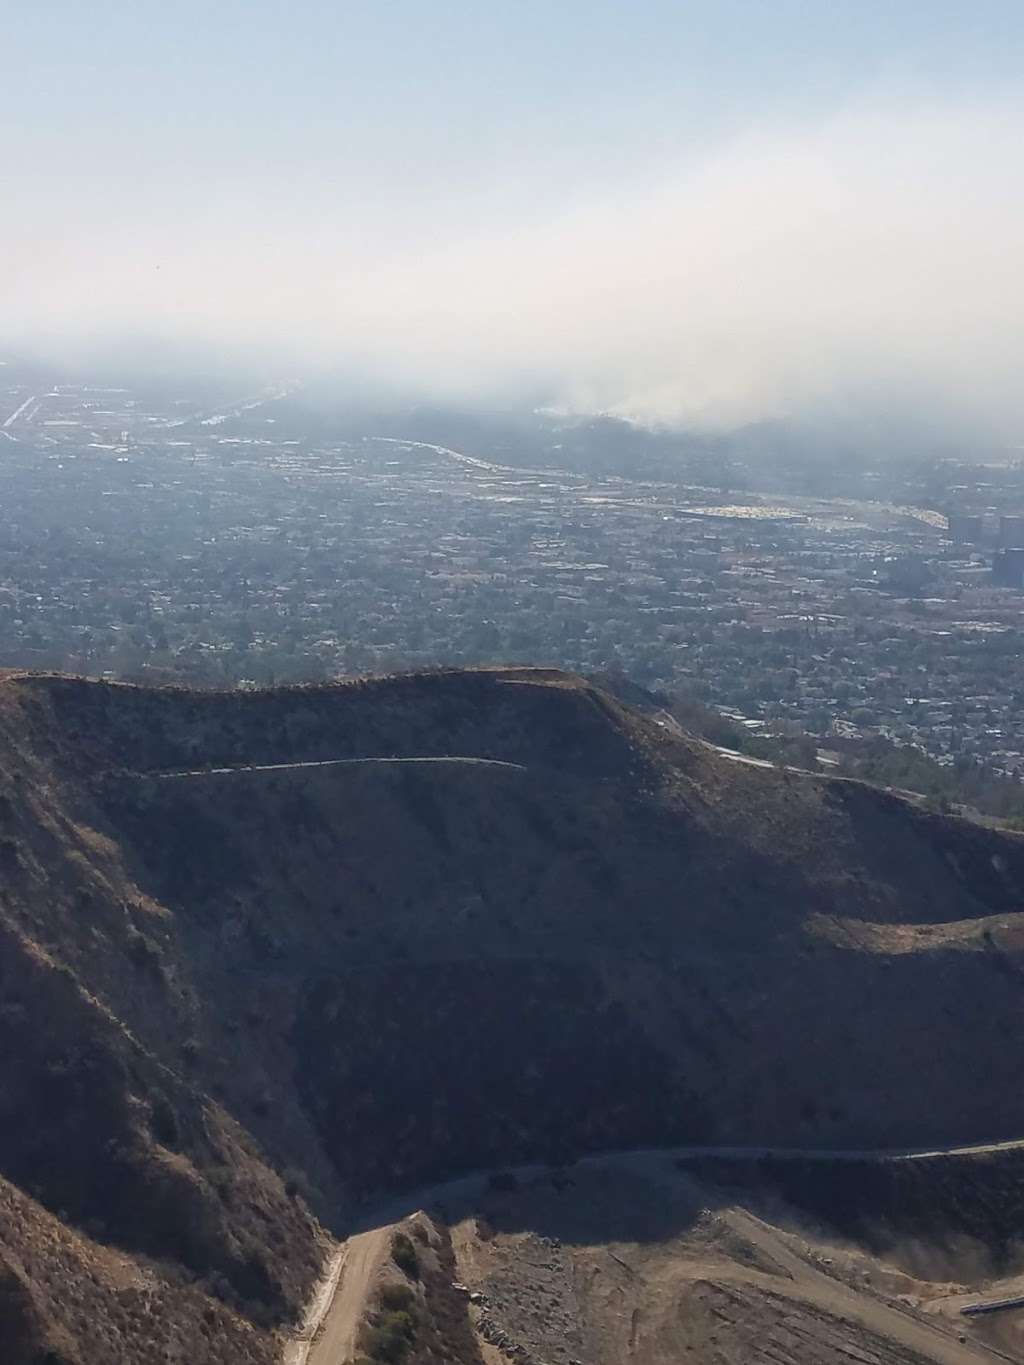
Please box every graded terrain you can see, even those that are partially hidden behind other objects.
[1,665,1024,1362]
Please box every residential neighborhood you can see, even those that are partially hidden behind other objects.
[2,369,1024,797]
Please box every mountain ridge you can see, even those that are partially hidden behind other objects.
[1,665,1023,1362]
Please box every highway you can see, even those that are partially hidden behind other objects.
[3,394,36,428]
[162,381,298,430]
[368,435,580,480]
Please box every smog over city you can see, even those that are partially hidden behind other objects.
[8,0,1024,435]
[6,6,1024,1365]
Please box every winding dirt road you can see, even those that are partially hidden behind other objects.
[145,756,528,780]
[285,1228,391,1365]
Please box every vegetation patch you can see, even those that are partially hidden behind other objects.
[391,1231,420,1279]
[359,1284,419,1365]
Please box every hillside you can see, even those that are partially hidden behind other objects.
[1,665,1024,1362]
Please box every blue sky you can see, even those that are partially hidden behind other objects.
[7,3,1024,424]
[10,2,1021,183]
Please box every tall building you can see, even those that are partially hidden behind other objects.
[948,513,983,544]
[993,546,1024,588]
[999,514,1024,548]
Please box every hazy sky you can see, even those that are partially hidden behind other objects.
[7,2,1024,427]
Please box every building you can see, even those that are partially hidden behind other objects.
[948,513,984,544]
[993,546,1024,588]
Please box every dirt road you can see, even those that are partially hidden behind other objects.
[146,755,528,780]
[297,1227,391,1365]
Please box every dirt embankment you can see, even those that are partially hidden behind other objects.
[678,1149,1024,1271]
[440,1155,1018,1365]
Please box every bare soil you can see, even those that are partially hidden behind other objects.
[444,1156,1019,1365]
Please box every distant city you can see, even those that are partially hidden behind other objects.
[4,359,1024,817]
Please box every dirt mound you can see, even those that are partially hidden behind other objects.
[445,1156,1010,1365]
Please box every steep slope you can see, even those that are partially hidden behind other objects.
[0,665,1023,1362]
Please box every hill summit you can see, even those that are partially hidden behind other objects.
[1,666,1023,1363]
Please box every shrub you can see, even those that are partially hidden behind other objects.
[391,1231,419,1279]
[150,1095,180,1148]
[362,1308,417,1364]
[126,928,163,972]
[378,1283,416,1313]
[0,836,23,868]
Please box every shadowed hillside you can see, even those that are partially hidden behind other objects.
[0,665,1023,1362]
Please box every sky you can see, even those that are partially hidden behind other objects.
[6,1,1024,429]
